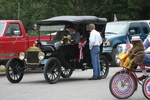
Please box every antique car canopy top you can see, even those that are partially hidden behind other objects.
[36,16,107,25]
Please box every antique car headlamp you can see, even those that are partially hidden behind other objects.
[38,52,45,60]
[19,52,25,60]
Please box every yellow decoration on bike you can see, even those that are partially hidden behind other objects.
[127,59,134,69]
[119,59,125,66]
[123,57,134,69]
[118,51,129,60]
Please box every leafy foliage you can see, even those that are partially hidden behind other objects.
[0,0,149,31]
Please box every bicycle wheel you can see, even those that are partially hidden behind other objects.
[109,71,137,99]
[142,76,150,99]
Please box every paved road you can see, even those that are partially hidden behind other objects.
[0,67,147,100]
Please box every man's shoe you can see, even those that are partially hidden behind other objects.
[138,75,148,81]
[88,77,98,80]
[98,76,102,80]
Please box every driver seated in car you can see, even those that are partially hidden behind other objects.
[66,24,80,44]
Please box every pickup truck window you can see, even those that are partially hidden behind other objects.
[129,23,140,34]
[140,22,149,34]
[6,23,22,36]
[105,22,128,34]
[0,22,5,36]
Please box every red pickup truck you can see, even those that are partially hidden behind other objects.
[0,20,54,65]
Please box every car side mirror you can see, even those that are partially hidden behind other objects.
[129,30,135,35]
[14,30,21,36]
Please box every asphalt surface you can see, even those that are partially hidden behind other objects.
[0,67,148,100]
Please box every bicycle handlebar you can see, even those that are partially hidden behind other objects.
[130,51,150,56]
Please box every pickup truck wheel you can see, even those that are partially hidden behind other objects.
[6,58,25,83]
[111,48,119,67]
[100,55,109,78]
[44,57,61,84]
[61,67,73,78]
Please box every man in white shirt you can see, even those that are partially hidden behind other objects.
[88,23,102,80]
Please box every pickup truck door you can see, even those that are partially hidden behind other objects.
[2,23,28,59]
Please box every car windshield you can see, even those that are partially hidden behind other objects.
[0,22,6,36]
[39,25,65,35]
[105,22,128,34]
[28,24,65,36]
[39,25,65,34]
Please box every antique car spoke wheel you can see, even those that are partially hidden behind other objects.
[48,67,59,80]
[100,55,109,78]
[44,57,61,84]
[61,67,73,78]
[6,58,24,83]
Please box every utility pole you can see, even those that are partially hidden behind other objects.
[18,2,20,20]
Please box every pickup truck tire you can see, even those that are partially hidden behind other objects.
[111,48,119,67]
[100,55,109,78]
[44,57,61,84]
[6,58,24,83]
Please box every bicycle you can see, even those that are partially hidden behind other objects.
[109,51,150,99]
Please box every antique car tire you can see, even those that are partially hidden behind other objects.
[6,58,25,83]
[111,47,119,67]
[61,67,73,78]
[100,55,109,78]
[44,57,61,84]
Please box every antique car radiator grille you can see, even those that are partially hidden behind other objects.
[27,51,39,63]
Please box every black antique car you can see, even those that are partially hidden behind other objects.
[6,16,112,84]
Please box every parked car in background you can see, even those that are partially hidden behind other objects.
[103,21,150,66]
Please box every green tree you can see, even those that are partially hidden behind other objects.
[0,0,149,31]
[128,0,150,19]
